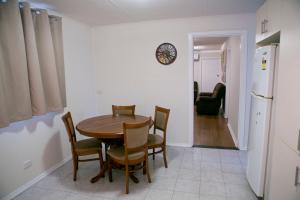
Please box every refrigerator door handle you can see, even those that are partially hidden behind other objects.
[251,92,273,100]
[297,130,300,151]
[295,167,300,186]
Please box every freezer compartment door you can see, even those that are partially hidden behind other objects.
[252,45,277,97]
[247,94,273,197]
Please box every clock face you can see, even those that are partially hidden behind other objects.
[155,43,177,65]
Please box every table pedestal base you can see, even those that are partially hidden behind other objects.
[90,162,139,184]
[90,169,105,183]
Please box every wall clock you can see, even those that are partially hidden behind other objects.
[155,43,177,65]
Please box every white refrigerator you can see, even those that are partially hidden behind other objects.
[247,45,278,197]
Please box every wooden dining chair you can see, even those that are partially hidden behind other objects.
[112,105,136,117]
[107,118,152,194]
[148,106,170,168]
[61,112,104,181]
[103,105,136,159]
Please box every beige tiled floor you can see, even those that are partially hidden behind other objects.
[13,147,257,200]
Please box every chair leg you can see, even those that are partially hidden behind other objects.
[75,155,79,170]
[146,157,151,183]
[143,160,146,175]
[125,165,129,194]
[152,148,155,160]
[108,157,112,182]
[163,146,168,168]
[72,155,78,181]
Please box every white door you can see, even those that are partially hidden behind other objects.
[193,58,202,90]
[200,58,222,92]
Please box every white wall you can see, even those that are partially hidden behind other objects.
[225,36,241,144]
[193,51,201,89]
[0,17,96,198]
[92,14,256,146]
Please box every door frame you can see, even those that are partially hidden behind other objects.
[224,48,231,118]
[188,30,249,150]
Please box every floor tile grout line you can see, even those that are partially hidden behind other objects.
[13,147,257,200]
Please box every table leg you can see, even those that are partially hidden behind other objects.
[91,164,139,184]
[129,173,139,183]
[90,143,106,183]
[105,143,109,162]
[90,164,106,183]
[90,142,140,184]
[129,165,141,183]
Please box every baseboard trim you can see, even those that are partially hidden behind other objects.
[167,143,192,147]
[193,144,238,150]
[227,123,239,148]
[2,156,72,200]
[238,145,247,151]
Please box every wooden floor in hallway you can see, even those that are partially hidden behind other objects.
[194,109,236,149]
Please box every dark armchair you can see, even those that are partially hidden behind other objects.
[196,83,226,115]
[194,81,199,105]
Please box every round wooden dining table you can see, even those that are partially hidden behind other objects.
[76,114,151,139]
[76,114,151,183]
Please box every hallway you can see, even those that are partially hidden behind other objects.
[194,110,236,149]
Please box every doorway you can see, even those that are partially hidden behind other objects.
[188,31,249,150]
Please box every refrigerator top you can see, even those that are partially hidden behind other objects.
[252,45,277,98]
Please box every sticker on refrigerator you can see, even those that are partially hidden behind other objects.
[261,58,267,70]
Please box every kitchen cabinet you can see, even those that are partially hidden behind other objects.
[270,0,300,154]
[256,2,267,42]
[262,1,300,199]
[266,136,300,200]
[256,0,282,43]
[267,0,281,35]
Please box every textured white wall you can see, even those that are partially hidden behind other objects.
[92,14,256,146]
[0,17,97,198]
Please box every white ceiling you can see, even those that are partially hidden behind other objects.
[28,0,264,26]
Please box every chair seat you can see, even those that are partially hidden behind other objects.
[147,134,164,147]
[107,146,145,162]
[75,138,101,155]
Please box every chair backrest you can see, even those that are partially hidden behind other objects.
[112,105,136,117]
[153,106,170,144]
[212,83,226,99]
[61,112,77,148]
[194,81,199,92]
[123,118,151,155]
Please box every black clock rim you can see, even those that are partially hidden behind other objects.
[155,43,177,65]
